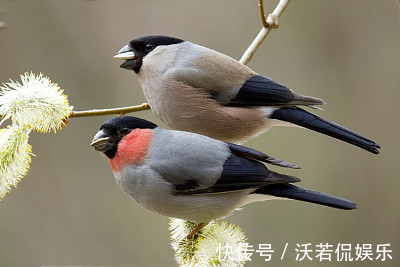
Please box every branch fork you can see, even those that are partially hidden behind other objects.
[240,0,291,64]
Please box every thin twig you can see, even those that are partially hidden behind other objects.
[0,8,6,29]
[239,0,291,65]
[258,0,269,27]
[69,103,150,118]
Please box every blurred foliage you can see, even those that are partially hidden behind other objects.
[0,0,399,266]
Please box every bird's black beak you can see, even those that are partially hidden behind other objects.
[91,129,114,152]
[114,45,137,70]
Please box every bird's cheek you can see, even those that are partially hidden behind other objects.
[108,129,153,172]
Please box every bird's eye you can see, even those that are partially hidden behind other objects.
[144,44,154,52]
[120,128,131,135]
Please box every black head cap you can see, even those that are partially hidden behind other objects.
[92,116,157,158]
[130,35,184,49]
[101,116,157,133]
[117,35,184,73]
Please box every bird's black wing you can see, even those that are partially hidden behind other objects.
[226,142,300,169]
[225,75,295,106]
[224,75,324,107]
[175,154,300,195]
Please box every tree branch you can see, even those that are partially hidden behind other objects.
[69,103,150,118]
[239,0,291,65]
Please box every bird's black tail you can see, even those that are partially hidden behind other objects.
[254,184,357,210]
[269,107,380,154]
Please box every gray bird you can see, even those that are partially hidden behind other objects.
[91,116,357,238]
[114,35,380,154]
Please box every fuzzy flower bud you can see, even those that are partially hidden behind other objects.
[0,124,32,199]
[0,72,71,132]
[169,218,249,266]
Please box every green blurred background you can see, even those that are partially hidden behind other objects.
[0,0,399,266]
